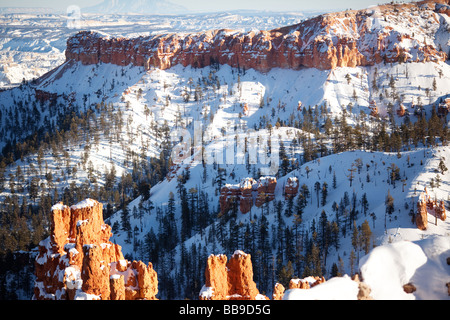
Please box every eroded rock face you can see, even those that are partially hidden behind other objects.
[285,177,299,200]
[199,250,267,300]
[65,1,450,73]
[416,189,447,230]
[272,283,285,300]
[416,195,429,231]
[219,184,240,216]
[239,178,256,214]
[288,276,326,289]
[33,199,158,300]
[255,177,277,207]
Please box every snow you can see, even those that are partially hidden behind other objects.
[284,233,449,300]
[359,240,427,299]
[359,235,450,300]
[70,198,96,210]
[232,250,248,257]
[64,266,82,290]
[74,291,101,300]
[199,285,214,299]
[51,203,67,211]
[283,275,359,300]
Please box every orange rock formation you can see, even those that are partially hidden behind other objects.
[285,177,299,200]
[199,250,267,300]
[239,177,256,214]
[416,189,447,230]
[255,177,277,207]
[219,177,277,215]
[33,199,158,300]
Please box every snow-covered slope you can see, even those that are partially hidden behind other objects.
[283,234,449,300]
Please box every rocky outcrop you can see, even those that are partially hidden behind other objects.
[219,184,241,215]
[396,104,406,117]
[35,89,58,103]
[199,250,267,300]
[219,177,276,215]
[255,177,277,207]
[416,192,429,230]
[33,199,158,300]
[436,200,447,221]
[416,189,447,230]
[65,1,450,73]
[239,177,256,214]
[352,274,374,300]
[288,276,326,289]
[285,177,299,200]
[272,283,285,300]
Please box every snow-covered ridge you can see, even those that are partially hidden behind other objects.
[64,1,450,73]
[0,10,312,89]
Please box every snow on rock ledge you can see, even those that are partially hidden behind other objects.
[283,275,359,300]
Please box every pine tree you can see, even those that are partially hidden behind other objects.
[385,190,395,229]
[321,182,328,206]
[351,221,360,261]
[347,164,356,187]
[278,261,294,288]
[332,171,337,189]
[361,193,369,216]
[361,220,372,254]
[314,181,321,207]
[438,158,448,175]
[349,250,356,276]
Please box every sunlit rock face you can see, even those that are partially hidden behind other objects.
[33,199,158,300]
[66,1,449,72]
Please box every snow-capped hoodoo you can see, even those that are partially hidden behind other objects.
[33,199,158,300]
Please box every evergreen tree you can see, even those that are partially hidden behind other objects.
[321,182,328,206]
[385,190,395,229]
[277,261,294,288]
[361,220,372,254]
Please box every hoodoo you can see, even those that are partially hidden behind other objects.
[33,199,158,300]
[199,250,267,300]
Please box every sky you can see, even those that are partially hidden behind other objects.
[0,0,389,13]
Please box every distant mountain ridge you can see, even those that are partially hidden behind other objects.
[84,0,188,15]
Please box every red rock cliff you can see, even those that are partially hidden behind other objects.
[65,1,450,72]
[33,199,158,300]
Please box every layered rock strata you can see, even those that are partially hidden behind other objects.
[33,199,158,300]
[219,177,276,215]
[65,1,450,73]
[255,176,277,207]
[239,177,257,214]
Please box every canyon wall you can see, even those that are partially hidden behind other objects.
[65,1,450,73]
